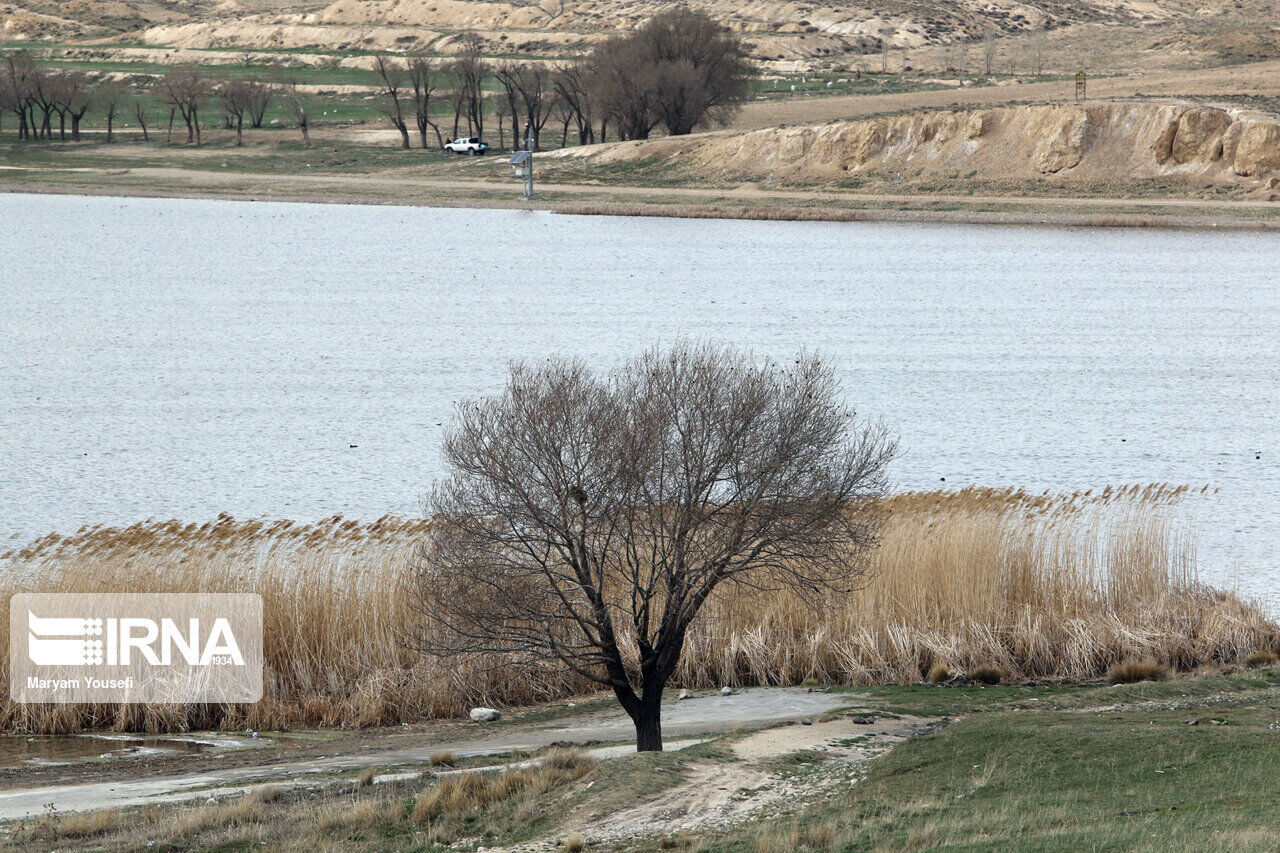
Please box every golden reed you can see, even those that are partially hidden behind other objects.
[2,485,1272,733]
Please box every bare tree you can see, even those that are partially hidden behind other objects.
[65,73,93,141]
[407,55,444,148]
[29,66,56,139]
[407,342,896,752]
[553,90,575,148]
[218,79,251,145]
[495,61,553,149]
[134,96,152,142]
[983,27,998,76]
[494,96,508,149]
[452,33,488,139]
[245,78,273,129]
[879,28,893,73]
[373,54,411,149]
[585,35,660,141]
[1,52,40,139]
[45,71,92,141]
[582,9,753,139]
[554,61,594,145]
[282,76,312,147]
[99,81,124,143]
[1029,25,1048,76]
[158,67,209,145]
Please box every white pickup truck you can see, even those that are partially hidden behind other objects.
[443,137,490,155]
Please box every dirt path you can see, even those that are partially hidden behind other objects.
[0,688,848,822]
[492,714,939,851]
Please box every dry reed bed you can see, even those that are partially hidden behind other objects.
[2,486,1273,734]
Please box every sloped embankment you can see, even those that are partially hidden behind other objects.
[551,102,1280,190]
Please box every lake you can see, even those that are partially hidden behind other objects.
[1,193,1276,603]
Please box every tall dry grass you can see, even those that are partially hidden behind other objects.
[2,486,1273,733]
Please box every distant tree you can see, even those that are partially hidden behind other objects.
[554,62,594,145]
[586,35,660,140]
[158,67,209,145]
[218,79,252,145]
[452,33,488,139]
[282,76,312,147]
[0,53,40,139]
[1029,26,1048,76]
[879,28,893,73]
[98,81,124,143]
[494,96,508,149]
[582,8,753,139]
[134,95,153,142]
[29,65,56,139]
[552,89,575,147]
[64,74,93,141]
[407,342,896,752]
[407,55,444,148]
[373,54,411,149]
[246,78,273,129]
[46,71,92,141]
[983,27,998,76]
[495,61,553,149]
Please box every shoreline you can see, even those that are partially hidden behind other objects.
[5,174,1280,231]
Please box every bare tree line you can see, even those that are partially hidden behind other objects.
[2,53,313,147]
[373,8,755,151]
[3,9,755,152]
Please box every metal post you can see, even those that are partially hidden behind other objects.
[524,122,535,200]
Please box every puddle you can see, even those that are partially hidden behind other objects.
[0,732,271,768]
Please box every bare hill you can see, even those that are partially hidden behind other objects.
[5,0,1280,85]
[548,101,1280,193]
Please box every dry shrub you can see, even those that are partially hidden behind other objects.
[244,785,284,806]
[756,822,800,853]
[969,665,1004,685]
[562,834,586,852]
[413,752,594,823]
[21,808,122,841]
[926,663,951,684]
[1107,658,1170,684]
[0,486,1274,733]
[1245,649,1278,668]
[429,750,456,767]
[317,798,388,831]
[357,767,377,787]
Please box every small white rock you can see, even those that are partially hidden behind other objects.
[469,707,501,723]
[720,686,734,696]
[678,689,693,700]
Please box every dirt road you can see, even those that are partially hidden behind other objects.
[0,688,848,822]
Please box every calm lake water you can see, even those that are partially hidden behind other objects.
[1,194,1277,603]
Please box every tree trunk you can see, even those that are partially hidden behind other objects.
[396,121,409,149]
[631,692,664,752]
[71,115,81,142]
[106,115,114,143]
[301,123,311,147]
[193,109,201,146]
[235,114,243,146]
